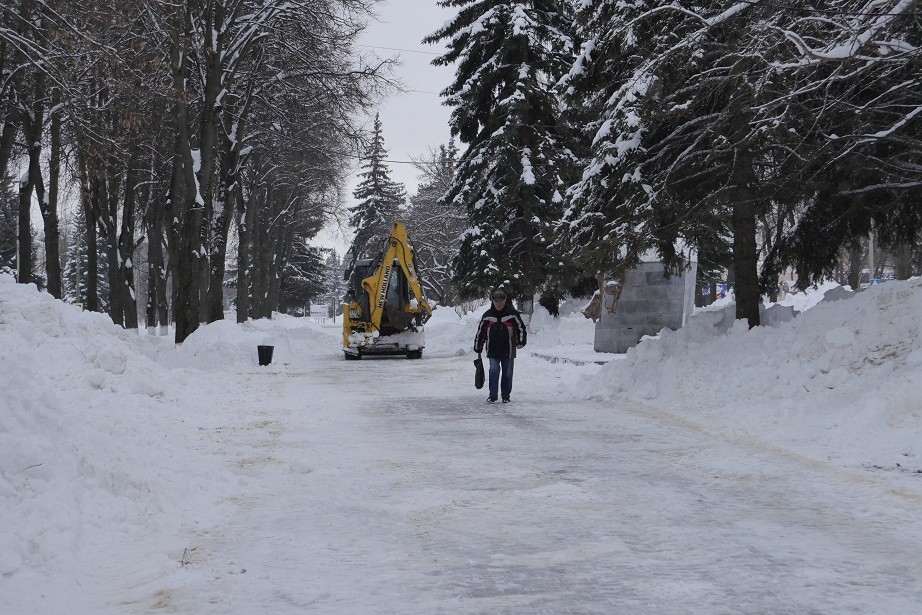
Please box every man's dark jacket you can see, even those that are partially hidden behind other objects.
[474,304,527,359]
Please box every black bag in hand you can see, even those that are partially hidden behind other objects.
[473,355,485,389]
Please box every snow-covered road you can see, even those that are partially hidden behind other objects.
[6,276,922,614]
[157,354,922,614]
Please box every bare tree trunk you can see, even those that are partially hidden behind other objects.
[0,117,18,191]
[731,144,760,329]
[267,212,295,318]
[253,186,271,319]
[208,80,254,323]
[0,24,21,186]
[206,161,236,322]
[16,158,33,285]
[167,139,184,331]
[847,240,862,290]
[184,0,227,328]
[146,182,168,335]
[171,3,206,343]
[173,145,206,341]
[78,149,100,312]
[18,83,47,286]
[146,230,166,333]
[895,242,912,280]
[43,88,63,298]
[118,150,141,329]
[100,164,124,325]
[198,256,211,322]
[236,180,253,323]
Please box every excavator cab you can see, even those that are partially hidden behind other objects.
[342,222,432,359]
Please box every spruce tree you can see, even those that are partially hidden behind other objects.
[426,0,576,302]
[405,141,465,304]
[0,177,16,275]
[758,2,922,288]
[63,206,109,310]
[643,1,770,328]
[554,0,652,305]
[562,0,774,327]
[279,240,328,315]
[347,114,406,266]
[557,0,656,280]
[323,248,347,316]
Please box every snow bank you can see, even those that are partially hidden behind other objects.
[149,312,340,369]
[527,304,595,349]
[421,305,480,358]
[421,301,595,359]
[0,275,240,609]
[589,277,922,468]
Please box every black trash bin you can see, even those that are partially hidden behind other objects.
[257,345,274,366]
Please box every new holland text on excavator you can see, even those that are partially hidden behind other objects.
[342,222,432,359]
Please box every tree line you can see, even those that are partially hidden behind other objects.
[1,0,387,342]
[6,1,920,336]
[417,0,921,326]
[344,112,467,307]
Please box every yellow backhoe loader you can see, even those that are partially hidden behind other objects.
[342,222,433,359]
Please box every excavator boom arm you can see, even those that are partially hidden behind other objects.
[342,221,434,359]
[360,222,431,333]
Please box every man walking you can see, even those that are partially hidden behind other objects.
[474,289,527,403]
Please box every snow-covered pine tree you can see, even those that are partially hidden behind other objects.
[279,239,327,316]
[404,141,465,304]
[347,114,406,267]
[758,0,922,288]
[558,0,697,287]
[0,176,16,275]
[63,205,110,311]
[561,0,775,327]
[426,0,576,302]
[322,248,347,314]
[639,1,772,328]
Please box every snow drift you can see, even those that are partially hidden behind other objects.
[589,277,922,469]
[0,275,241,609]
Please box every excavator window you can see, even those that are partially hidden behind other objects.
[385,263,409,311]
[350,260,373,321]
[382,262,412,330]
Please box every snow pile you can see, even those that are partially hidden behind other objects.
[421,304,481,358]
[526,304,594,350]
[0,275,240,606]
[148,312,340,369]
[777,279,850,312]
[589,277,922,467]
[422,301,595,359]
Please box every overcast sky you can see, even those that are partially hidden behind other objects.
[319,0,459,252]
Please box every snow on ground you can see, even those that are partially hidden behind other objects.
[0,276,252,609]
[3,272,922,613]
[588,277,922,474]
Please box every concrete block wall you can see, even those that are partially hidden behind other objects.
[594,261,697,353]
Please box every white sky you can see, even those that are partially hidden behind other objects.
[317,0,458,253]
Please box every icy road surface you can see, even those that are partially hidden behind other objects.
[155,353,922,614]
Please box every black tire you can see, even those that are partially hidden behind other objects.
[344,350,361,360]
[406,349,423,360]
